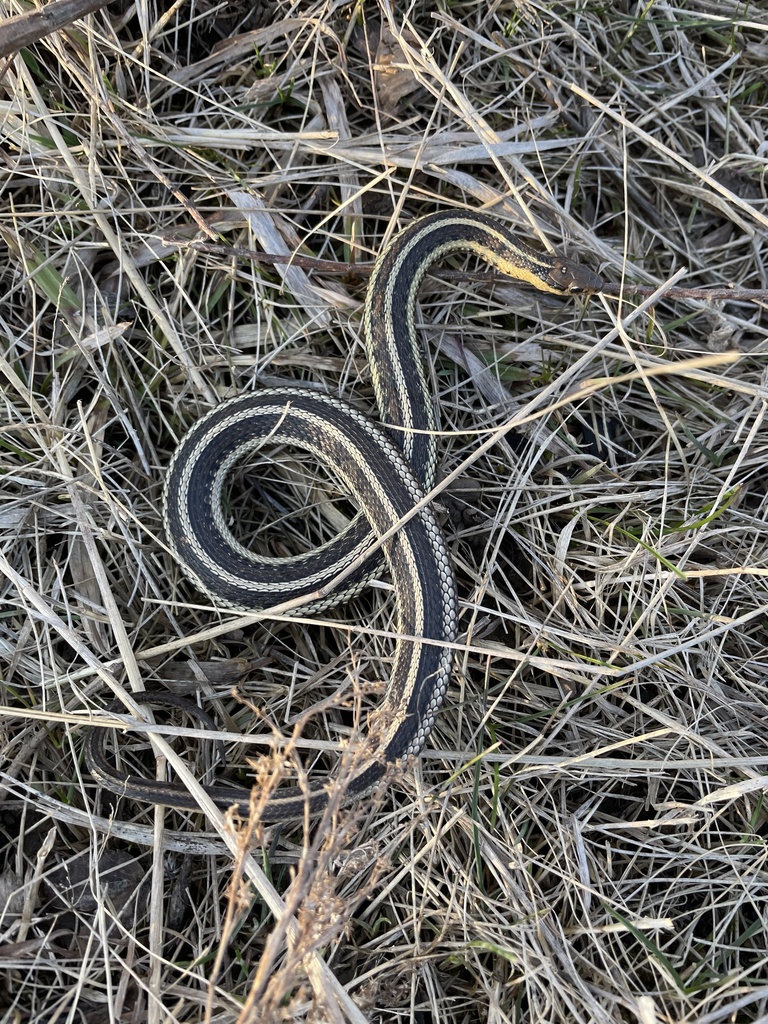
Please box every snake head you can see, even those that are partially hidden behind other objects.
[547,257,605,295]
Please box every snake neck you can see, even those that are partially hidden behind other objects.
[360,210,529,489]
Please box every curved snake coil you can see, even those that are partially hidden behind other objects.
[85,209,603,821]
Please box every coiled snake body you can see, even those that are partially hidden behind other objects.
[85,210,603,821]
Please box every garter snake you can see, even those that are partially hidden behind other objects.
[85,209,603,822]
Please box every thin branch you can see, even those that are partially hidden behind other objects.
[167,237,768,303]
[0,0,111,61]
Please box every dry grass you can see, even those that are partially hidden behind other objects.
[2,1,768,1022]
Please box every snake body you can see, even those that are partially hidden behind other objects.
[85,210,603,821]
